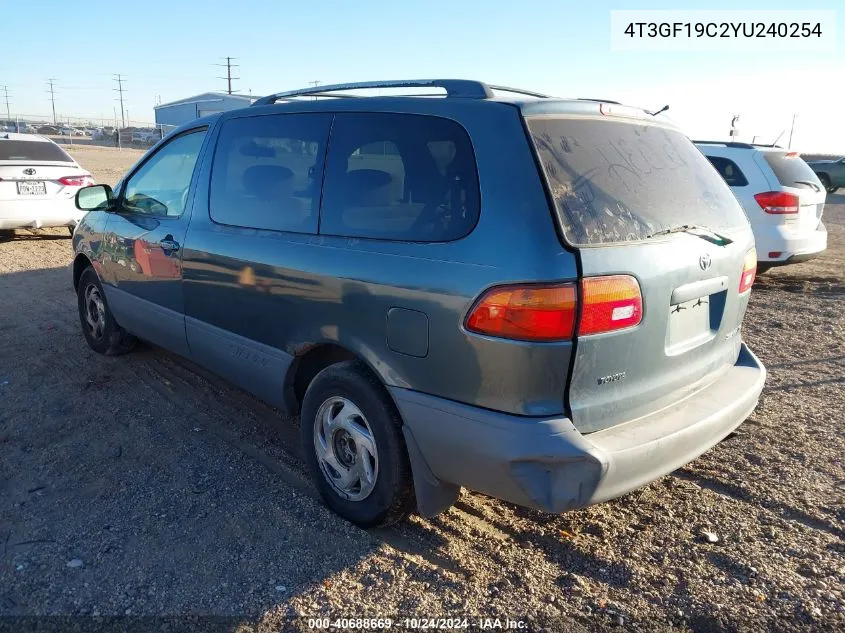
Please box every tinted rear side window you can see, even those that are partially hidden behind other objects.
[209,113,331,234]
[320,113,479,242]
[705,156,748,187]
[0,140,73,162]
[527,117,747,246]
[763,152,821,188]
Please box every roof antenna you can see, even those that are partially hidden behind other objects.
[649,104,669,117]
[771,130,784,147]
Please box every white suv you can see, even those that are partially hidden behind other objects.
[696,141,827,271]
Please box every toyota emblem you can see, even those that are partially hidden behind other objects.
[23,168,36,175]
[699,254,712,270]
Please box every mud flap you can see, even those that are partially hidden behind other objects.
[402,425,460,517]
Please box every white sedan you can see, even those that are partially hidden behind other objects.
[0,133,94,235]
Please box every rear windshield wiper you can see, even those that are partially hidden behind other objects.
[794,180,820,192]
[647,224,734,245]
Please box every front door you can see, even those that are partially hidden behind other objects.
[99,128,208,356]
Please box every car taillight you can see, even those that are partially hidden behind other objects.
[754,191,799,214]
[58,175,94,187]
[465,283,577,341]
[579,275,643,336]
[739,248,757,294]
[465,275,643,341]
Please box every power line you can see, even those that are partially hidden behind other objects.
[46,79,58,125]
[113,74,126,128]
[215,57,239,95]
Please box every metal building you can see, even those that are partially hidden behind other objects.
[154,92,254,127]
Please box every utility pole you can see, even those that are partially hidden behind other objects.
[787,113,797,149]
[309,80,320,100]
[729,114,740,139]
[47,79,57,124]
[1,85,10,123]
[113,74,126,128]
[216,57,239,94]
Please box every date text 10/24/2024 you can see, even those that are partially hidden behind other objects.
[307,618,528,630]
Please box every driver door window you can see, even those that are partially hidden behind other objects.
[122,129,206,217]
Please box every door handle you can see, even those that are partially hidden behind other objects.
[160,238,180,252]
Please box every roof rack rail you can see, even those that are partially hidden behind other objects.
[577,98,621,104]
[252,79,495,106]
[251,79,555,106]
[487,85,550,99]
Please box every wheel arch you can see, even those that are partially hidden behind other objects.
[72,253,93,291]
[283,342,382,416]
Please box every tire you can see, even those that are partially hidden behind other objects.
[76,266,136,355]
[756,263,773,275]
[301,360,414,527]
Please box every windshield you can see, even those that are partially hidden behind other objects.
[526,117,747,246]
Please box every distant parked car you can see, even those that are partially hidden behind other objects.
[58,127,86,137]
[697,141,827,272]
[0,133,95,234]
[131,130,157,144]
[70,79,766,528]
[805,156,845,193]
[37,125,60,135]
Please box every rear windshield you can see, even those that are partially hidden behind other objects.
[526,117,747,246]
[0,140,73,162]
[763,152,820,188]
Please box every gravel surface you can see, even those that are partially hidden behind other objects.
[0,146,842,632]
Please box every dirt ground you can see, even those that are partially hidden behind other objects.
[0,145,842,632]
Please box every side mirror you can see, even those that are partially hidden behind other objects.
[76,184,114,211]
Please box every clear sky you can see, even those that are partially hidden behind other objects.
[1,0,842,151]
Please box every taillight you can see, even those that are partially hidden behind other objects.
[465,284,577,341]
[754,191,799,214]
[58,175,94,187]
[739,248,757,293]
[465,275,643,341]
[579,275,643,336]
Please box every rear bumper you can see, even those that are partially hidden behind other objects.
[0,199,84,230]
[755,222,827,262]
[393,343,766,513]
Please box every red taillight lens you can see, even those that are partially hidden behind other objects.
[579,275,643,336]
[58,175,94,187]
[754,191,799,214]
[465,284,577,341]
[739,248,757,294]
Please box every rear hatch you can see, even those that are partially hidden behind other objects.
[526,108,755,433]
[0,138,84,202]
[754,149,825,231]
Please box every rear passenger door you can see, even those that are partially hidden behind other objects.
[181,112,332,408]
